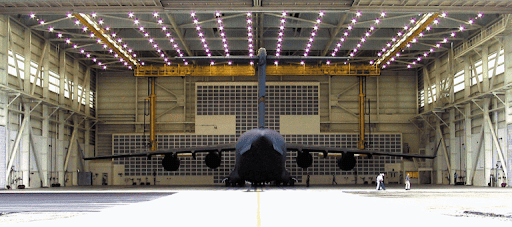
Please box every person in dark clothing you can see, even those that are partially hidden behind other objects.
[306,174,310,187]
[332,174,338,185]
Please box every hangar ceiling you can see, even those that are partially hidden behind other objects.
[0,0,511,70]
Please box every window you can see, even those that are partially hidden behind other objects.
[453,69,464,93]
[8,50,25,79]
[419,90,424,107]
[90,91,94,108]
[488,49,505,77]
[49,70,60,94]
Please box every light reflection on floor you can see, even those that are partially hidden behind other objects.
[3,185,512,226]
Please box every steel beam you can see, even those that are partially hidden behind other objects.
[5,116,28,181]
[28,126,46,188]
[470,126,485,184]
[30,40,48,96]
[135,64,380,77]
[166,13,193,57]
[63,126,77,177]
[334,103,358,119]
[436,122,451,181]
[485,114,508,180]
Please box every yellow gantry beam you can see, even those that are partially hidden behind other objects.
[375,12,439,67]
[74,13,139,68]
[134,64,380,77]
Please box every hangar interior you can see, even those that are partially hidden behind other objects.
[0,0,511,188]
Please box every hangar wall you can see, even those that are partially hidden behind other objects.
[0,15,96,189]
[94,70,419,185]
[418,33,512,187]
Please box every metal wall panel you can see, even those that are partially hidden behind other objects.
[112,82,401,184]
[0,126,5,188]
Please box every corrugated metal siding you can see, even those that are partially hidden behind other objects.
[0,126,6,188]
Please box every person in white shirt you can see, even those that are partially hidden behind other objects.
[405,173,410,190]
[376,173,386,190]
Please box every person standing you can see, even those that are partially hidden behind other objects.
[454,172,458,184]
[306,174,310,187]
[376,173,382,190]
[332,174,338,185]
[380,173,386,190]
[405,173,410,190]
[376,173,386,190]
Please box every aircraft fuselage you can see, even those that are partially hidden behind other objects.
[227,128,292,185]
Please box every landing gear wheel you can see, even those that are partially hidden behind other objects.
[289,180,295,186]
[225,179,230,187]
[274,181,281,186]
[237,181,246,187]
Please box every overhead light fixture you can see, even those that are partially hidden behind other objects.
[216,11,231,62]
[347,12,385,60]
[331,11,362,57]
[302,11,324,58]
[274,11,287,64]
[191,11,213,62]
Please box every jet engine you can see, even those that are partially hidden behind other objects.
[205,151,221,169]
[337,153,356,171]
[162,154,180,171]
[296,151,313,169]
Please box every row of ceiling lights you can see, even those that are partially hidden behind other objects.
[27,11,482,70]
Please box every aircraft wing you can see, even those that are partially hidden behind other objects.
[285,143,436,159]
[83,143,237,160]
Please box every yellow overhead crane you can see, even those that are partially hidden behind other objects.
[134,64,380,77]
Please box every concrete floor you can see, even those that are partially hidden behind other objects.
[1,184,511,226]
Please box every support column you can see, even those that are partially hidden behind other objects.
[434,58,441,107]
[484,98,492,185]
[435,119,443,184]
[20,27,31,187]
[0,15,9,189]
[503,35,512,187]
[482,46,492,186]
[39,33,50,188]
[464,56,473,185]
[423,68,431,111]
[84,67,91,117]
[57,111,65,186]
[450,109,456,185]
[84,120,90,172]
[20,103,30,187]
[23,26,31,93]
[72,60,79,111]
[58,50,66,105]
[40,105,49,187]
